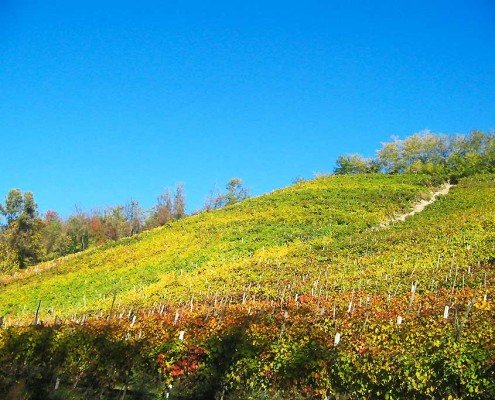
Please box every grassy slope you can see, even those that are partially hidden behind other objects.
[154,174,495,303]
[0,174,432,318]
[1,174,494,321]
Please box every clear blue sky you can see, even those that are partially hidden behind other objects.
[1,0,494,216]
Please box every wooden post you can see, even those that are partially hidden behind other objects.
[109,293,117,319]
[33,300,41,325]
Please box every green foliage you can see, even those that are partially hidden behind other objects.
[173,184,186,220]
[0,184,188,272]
[205,178,249,210]
[42,211,70,260]
[146,184,186,229]
[0,190,44,270]
[334,154,380,174]
[336,130,495,179]
[0,188,24,225]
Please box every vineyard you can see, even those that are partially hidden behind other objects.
[0,174,494,399]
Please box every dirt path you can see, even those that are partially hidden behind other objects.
[378,183,453,229]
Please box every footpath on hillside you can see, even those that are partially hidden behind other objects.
[378,183,453,229]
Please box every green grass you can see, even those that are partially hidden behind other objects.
[0,174,433,318]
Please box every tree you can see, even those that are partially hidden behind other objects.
[204,178,249,210]
[173,184,186,219]
[86,212,106,245]
[484,133,495,172]
[0,190,44,269]
[42,210,67,259]
[146,184,187,228]
[377,139,402,173]
[334,154,378,174]
[146,189,173,228]
[337,130,494,179]
[103,206,128,241]
[125,200,144,236]
[0,231,17,272]
[5,219,44,268]
[446,131,495,177]
[22,192,37,220]
[0,189,23,226]
[224,178,248,206]
[65,210,90,253]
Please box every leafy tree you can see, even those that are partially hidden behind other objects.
[0,233,17,272]
[446,131,495,177]
[0,189,23,226]
[146,189,173,228]
[173,183,186,219]
[0,184,188,270]
[5,219,44,268]
[339,130,495,179]
[146,184,187,228]
[22,192,37,220]
[334,154,378,174]
[103,206,128,241]
[0,190,44,269]
[42,210,68,259]
[225,178,249,206]
[125,200,144,236]
[377,138,402,173]
[205,178,249,210]
[65,210,90,253]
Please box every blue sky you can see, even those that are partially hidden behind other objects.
[1,0,494,216]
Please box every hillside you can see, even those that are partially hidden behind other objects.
[0,174,494,399]
[0,173,433,319]
[0,174,494,321]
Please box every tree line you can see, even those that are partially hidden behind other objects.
[334,130,495,179]
[0,178,249,272]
